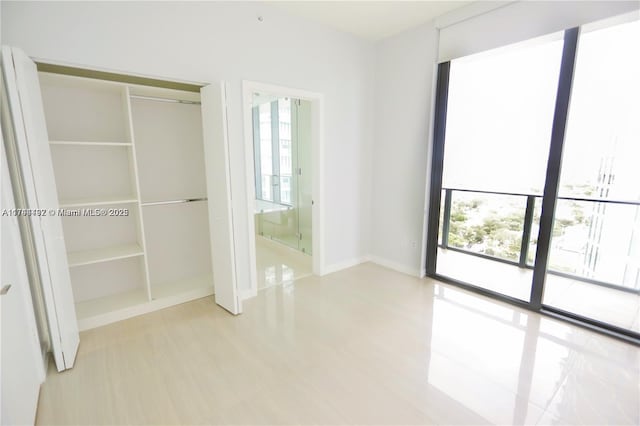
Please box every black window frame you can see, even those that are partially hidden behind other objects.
[426,27,640,345]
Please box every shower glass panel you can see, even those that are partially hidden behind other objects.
[296,99,313,255]
[253,96,312,254]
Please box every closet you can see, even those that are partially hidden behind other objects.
[4,46,240,371]
[12,62,239,342]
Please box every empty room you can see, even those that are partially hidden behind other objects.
[1,1,639,425]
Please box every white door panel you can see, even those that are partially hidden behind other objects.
[1,131,45,426]
[201,82,241,315]
[2,46,79,371]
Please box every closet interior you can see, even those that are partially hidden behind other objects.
[38,70,215,330]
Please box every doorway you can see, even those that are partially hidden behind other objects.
[242,82,323,294]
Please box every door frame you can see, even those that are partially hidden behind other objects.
[242,81,325,298]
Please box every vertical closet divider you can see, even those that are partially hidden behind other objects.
[122,85,152,302]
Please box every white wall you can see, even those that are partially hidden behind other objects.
[369,22,438,276]
[6,1,635,289]
[1,1,375,290]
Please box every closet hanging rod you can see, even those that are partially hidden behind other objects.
[129,94,201,105]
[141,197,208,207]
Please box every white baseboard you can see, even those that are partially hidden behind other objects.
[367,255,421,277]
[321,256,370,276]
[77,287,214,331]
[320,255,422,277]
[239,288,257,301]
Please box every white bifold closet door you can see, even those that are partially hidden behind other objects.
[1,127,46,426]
[201,83,241,315]
[1,46,79,371]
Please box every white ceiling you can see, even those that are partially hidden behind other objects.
[269,1,473,41]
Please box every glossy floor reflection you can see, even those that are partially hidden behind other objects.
[437,248,640,332]
[255,235,312,289]
[36,263,639,425]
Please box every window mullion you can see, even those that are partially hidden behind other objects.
[530,27,580,309]
[426,62,451,276]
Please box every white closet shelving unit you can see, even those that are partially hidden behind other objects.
[38,71,215,330]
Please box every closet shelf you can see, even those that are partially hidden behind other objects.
[59,195,138,208]
[141,197,207,206]
[151,275,214,300]
[68,244,144,267]
[75,288,148,322]
[50,140,131,146]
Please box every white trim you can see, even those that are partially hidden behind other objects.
[581,8,640,34]
[434,1,515,30]
[77,287,213,331]
[368,255,422,278]
[31,56,207,87]
[239,289,255,301]
[321,256,370,276]
[241,80,325,299]
[437,1,640,63]
[241,83,259,299]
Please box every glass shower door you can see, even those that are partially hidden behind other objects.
[253,96,313,255]
[253,97,300,251]
[295,99,312,255]
[272,98,299,250]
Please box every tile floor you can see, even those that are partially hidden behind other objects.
[36,263,639,425]
[437,248,640,332]
[255,235,312,290]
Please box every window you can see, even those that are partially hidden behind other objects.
[428,14,640,340]
[436,33,563,300]
[543,18,640,322]
[253,98,295,206]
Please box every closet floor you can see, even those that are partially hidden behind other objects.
[35,263,639,425]
[255,235,312,289]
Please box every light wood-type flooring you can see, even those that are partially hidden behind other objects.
[36,263,639,425]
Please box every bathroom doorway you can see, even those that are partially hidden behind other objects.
[243,81,323,293]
